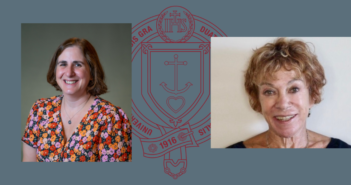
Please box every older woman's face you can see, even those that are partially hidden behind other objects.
[56,46,91,97]
[258,69,313,138]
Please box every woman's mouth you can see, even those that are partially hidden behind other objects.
[64,80,78,84]
[274,114,296,121]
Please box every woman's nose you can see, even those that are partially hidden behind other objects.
[65,64,75,77]
[275,93,290,110]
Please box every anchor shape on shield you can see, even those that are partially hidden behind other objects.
[160,54,192,95]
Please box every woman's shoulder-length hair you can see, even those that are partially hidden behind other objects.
[244,37,326,112]
[47,37,108,96]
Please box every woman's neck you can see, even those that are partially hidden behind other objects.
[63,93,92,110]
[266,128,309,148]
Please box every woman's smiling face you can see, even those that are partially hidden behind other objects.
[258,69,314,138]
[56,46,91,97]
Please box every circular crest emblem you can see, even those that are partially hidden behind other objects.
[156,6,195,42]
[132,5,227,179]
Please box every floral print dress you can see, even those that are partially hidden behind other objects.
[22,95,132,162]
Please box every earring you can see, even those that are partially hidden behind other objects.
[308,109,311,117]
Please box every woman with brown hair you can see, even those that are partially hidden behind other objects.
[227,38,351,148]
[22,38,132,161]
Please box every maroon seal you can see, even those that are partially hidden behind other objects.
[132,5,227,179]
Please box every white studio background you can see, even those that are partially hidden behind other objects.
[211,37,351,148]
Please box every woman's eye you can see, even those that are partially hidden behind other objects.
[59,63,66,66]
[290,87,299,93]
[75,63,82,67]
[263,90,274,96]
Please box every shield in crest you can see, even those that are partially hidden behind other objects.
[141,42,210,128]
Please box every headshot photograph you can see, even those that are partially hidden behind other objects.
[21,24,132,161]
[211,37,351,148]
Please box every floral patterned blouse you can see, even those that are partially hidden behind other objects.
[22,95,132,162]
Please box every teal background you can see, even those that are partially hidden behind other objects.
[21,24,131,159]
[1,0,351,185]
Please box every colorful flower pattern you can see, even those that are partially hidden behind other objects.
[22,95,132,162]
